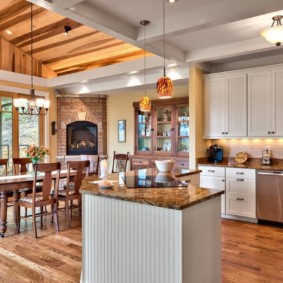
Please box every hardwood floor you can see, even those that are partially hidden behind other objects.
[0,208,282,283]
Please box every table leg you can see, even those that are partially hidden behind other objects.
[0,191,7,238]
[13,190,20,224]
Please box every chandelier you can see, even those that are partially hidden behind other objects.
[260,15,283,46]
[13,3,50,115]
[156,0,174,99]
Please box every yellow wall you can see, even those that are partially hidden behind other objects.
[107,84,189,168]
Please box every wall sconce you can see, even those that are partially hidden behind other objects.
[51,121,57,135]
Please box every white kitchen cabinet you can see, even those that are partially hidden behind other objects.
[199,166,226,214]
[225,168,256,219]
[248,68,283,137]
[203,73,247,138]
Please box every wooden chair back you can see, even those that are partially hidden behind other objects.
[33,162,61,203]
[111,151,129,173]
[0,158,8,175]
[66,160,90,194]
[13,158,32,173]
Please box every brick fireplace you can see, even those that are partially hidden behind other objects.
[57,96,107,156]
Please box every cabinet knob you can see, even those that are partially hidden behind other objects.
[272,131,275,134]
[222,132,225,135]
[268,131,271,134]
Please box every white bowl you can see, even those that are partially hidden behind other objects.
[155,160,175,173]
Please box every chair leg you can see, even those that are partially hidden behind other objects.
[53,203,60,232]
[32,207,38,238]
[17,204,21,234]
[40,206,43,228]
[65,199,70,228]
[70,200,73,219]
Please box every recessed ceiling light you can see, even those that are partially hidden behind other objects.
[167,0,178,3]
[168,63,177,67]
[81,80,88,83]
[128,70,139,74]
[5,30,12,35]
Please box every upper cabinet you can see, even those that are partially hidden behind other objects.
[133,97,189,157]
[203,73,247,138]
[248,69,283,137]
[204,64,283,139]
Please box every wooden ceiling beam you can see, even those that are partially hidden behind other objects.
[13,18,83,47]
[0,1,28,24]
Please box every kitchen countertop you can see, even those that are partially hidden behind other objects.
[80,168,223,210]
[198,157,283,170]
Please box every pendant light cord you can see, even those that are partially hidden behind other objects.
[144,23,147,95]
[30,3,34,92]
[163,0,166,76]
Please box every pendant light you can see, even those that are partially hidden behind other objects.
[156,0,174,99]
[13,3,50,115]
[260,15,283,46]
[139,20,151,112]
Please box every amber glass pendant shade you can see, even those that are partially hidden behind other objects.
[139,96,151,112]
[156,75,174,99]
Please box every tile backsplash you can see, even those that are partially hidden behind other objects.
[214,139,283,159]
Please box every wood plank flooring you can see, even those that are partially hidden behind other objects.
[0,208,282,283]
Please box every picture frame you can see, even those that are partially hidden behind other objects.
[118,120,126,142]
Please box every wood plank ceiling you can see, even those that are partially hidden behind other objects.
[0,0,148,76]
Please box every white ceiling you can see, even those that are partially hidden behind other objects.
[29,0,283,94]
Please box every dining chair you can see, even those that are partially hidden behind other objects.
[58,160,90,228]
[0,158,8,175]
[111,151,129,173]
[12,157,32,174]
[17,162,61,238]
[80,155,99,175]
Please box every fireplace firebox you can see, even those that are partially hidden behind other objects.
[66,121,98,155]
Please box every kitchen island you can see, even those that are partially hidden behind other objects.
[80,169,224,283]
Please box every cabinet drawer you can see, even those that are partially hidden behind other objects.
[175,160,189,169]
[226,178,255,195]
[226,168,255,178]
[226,195,256,218]
[198,166,225,177]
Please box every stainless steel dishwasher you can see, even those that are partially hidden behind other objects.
[257,170,283,223]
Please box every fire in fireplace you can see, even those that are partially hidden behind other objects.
[66,121,98,155]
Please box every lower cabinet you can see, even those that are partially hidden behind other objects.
[199,166,256,220]
[199,166,226,214]
[225,168,256,219]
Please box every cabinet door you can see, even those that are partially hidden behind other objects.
[274,69,283,136]
[226,177,256,218]
[203,77,227,138]
[200,175,226,214]
[226,74,247,137]
[153,105,174,155]
[248,70,274,137]
[175,104,189,156]
[135,109,152,154]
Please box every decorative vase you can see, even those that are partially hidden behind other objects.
[31,157,40,164]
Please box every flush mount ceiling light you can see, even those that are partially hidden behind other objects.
[156,0,174,99]
[64,25,72,35]
[139,20,151,112]
[167,0,178,3]
[260,15,283,46]
[13,3,50,115]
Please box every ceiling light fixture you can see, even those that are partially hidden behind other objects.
[167,0,178,3]
[139,20,151,112]
[5,29,12,35]
[64,25,72,35]
[261,15,283,46]
[13,3,50,115]
[156,0,174,99]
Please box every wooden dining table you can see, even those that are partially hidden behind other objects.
[0,169,73,237]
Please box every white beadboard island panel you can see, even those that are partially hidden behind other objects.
[81,194,221,283]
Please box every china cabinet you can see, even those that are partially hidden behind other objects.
[131,97,189,169]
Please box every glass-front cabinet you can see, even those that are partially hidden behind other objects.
[134,97,189,158]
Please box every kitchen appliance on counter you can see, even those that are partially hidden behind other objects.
[262,146,272,165]
[207,144,223,163]
[257,170,283,223]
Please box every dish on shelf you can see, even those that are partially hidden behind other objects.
[235,152,248,164]
[163,141,171,151]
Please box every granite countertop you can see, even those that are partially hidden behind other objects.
[80,169,223,210]
[198,157,283,171]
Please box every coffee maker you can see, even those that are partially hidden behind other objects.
[262,146,272,165]
[207,144,223,163]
